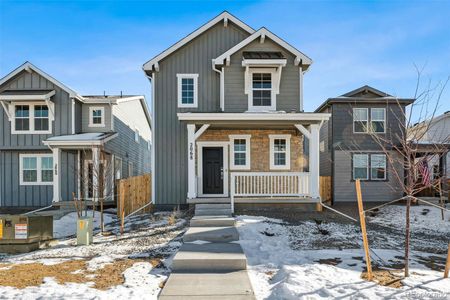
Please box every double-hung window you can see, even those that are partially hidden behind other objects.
[353,108,368,133]
[19,154,53,185]
[252,73,272,107]
[353,153,387,180]
[230,135,251,170]
[371,108,386,133]
[177,74,198,108]
[269,135,291,170]
[89,107,105,127]
[12,103,51,134]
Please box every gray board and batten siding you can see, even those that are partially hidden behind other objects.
[151,21,251,207]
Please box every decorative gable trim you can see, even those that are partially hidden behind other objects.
[213,27,312,68]
[143,11,255,72]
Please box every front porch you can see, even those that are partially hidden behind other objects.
[178,112,330,211]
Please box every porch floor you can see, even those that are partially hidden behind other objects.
[187,196,319,204]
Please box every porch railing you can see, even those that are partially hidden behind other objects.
[230,172,310,212]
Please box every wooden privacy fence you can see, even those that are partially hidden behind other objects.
[320,176,332,203]
[116,173,152,218]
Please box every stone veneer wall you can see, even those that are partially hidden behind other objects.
[197,129,305,172]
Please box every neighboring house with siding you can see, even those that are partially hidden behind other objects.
[143,11,330,209]
[0,62,151,208]
[315,85,414,203]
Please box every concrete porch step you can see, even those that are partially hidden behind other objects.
[195,208,232,216]
[183,226,239,243]
[159,271,255,299]
[190,215,235,227]
[196,204,231,210]
[172,242,247,272]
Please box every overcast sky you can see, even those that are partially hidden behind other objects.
[1,0,449,117]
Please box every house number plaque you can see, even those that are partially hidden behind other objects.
[189,142,194,160]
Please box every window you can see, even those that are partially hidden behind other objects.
[89,107,105,127]
[353,154,369,180]
[114,157,122,180]
[128,162,133,177]
[353,108,368,133]
[12,103,52,134]
[371,108,386,133]
[229,135,251,170]
[135,129,139,143]
[177,74,198,108]
[371,154,386,180]
[269,135,291,170]
[19,154,53,185]
[252,73,272,107]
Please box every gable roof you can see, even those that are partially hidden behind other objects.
[315,85,415,112]
[0,61,83,100]
[143,11,255,72]
[213,27,312,68]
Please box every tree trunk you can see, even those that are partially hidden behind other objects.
[405,195,411,277]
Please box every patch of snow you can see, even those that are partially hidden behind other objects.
[53,211,116,239]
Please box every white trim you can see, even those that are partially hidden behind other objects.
[19,153,53,186]
[143,12,254,71]
[151,73,156,202]
[10,102,54,134]
[197,141,229,197]
[194,124,210,140]
[370,108,386,133]
[177,74,199,108]
[299,66,303,111]
[178,112,331,121]
[214,28,312,66]
[269,134,291,170]
[353,108,369,133]
[71,99,75,134]
[135,128,140,143]
[77,150,81,198]
[229,134,251,170]
[247,68,277,112]
[241,59,287,66]
[0,62,82,99]
[114,156,123,180]
[353,153,369,180]
[0,90,55,101]
[294,124,311,139]
[88,106,105,127]
[43,133,118,147]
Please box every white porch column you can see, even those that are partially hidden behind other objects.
[309,124,320,199]
[52,148,61,202]
[187,124,196,199]
[92,147,100,201]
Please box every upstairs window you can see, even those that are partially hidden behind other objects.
[19,154,53,185]
[177,74,198,108]
[269,134,291,170]
[353,108,368,133]
[12,103,51,134]
[252,73,272,107]
[371,108,386,133]
[89,107,105,127]
[230,135,251,170]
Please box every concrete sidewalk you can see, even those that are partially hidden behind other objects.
[159,204,255,299]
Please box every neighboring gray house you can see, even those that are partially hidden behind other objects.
[315,85,414,203]
[0,62,151,208]
[143,11,330,209]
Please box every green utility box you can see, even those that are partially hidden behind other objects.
[0,215,53,253]
[77,217,93,246]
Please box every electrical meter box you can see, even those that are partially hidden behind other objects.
[77,216,93,246]
[0,215,53,253]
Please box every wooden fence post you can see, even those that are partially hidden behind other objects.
[355,179,373,281]
[445,242,450,278]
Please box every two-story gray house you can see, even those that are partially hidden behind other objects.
[0,62,151,209]
[143,11,330,210]
[315,85,414,203]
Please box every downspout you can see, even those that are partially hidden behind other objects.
[212,59,224,111]
[144,70,156,206]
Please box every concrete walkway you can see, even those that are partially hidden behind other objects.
[159,204,255,299]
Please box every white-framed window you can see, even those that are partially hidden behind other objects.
[269,134,291,170]
[177,74,198,108]
[135,128,140,143]
[147,140,151,151]
[11,103,52,134]
[248,68,276,111]
[353,154,369,180]
[128,162,134,177]
[371,154,386,180]
[371,108,386,133]
[89,107,105,127]
[19,154,53,185]
[114,156,122,180]
[229,135,251,170]
[353,108,368,133]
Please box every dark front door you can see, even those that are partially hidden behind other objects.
[203,147,224,194]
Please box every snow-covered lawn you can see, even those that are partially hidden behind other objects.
[0,210,187,299]
[237,205,450,300]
